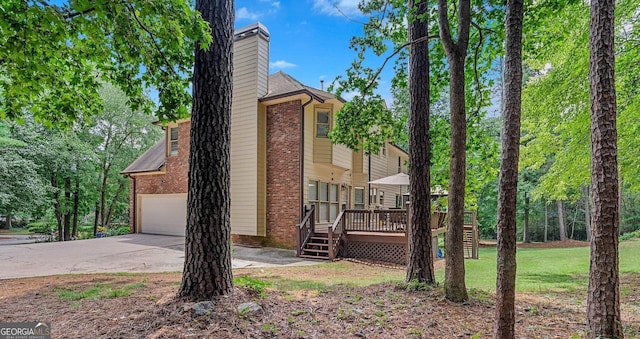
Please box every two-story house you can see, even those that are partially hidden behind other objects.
[122,22,408,248]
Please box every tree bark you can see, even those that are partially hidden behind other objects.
[93,202,99,237]
[178,0,234,299]
[544,202,548,242]
[494,0,524,337]
[104,181,126,228]
[72,176,79,239]
[557,200,567,241]
[406,0,434,284]
[583,185,591,242]
[6,211,12,229]
[63,176,71,241]
[438,0,471,303]
[52,174,63,241]
[587,0,621,336]
[523,192,530,243]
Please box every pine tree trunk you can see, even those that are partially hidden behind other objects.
[583,185,592,242]
[557,200,567,241]
[544,203,548,242]
[406,0,434,284]
[63,176,71,241]
[523,192,530,243]
[494,1,524,337]
[52,175,63,241]
[587,0,621,336]
[6,211,12,229]
[72,177,79,239]
[178,0,234,300]
[438,0,471,303]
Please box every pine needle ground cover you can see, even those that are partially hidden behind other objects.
[0,240,638,337]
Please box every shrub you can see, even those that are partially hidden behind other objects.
[27,221,54,234]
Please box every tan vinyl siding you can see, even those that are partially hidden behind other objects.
[230,26,269,236]
[313,137,332,163]
[352,149,364,173]
[303,100,350,217]
[332,143,352,169]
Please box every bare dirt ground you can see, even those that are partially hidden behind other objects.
[0,241,638,338]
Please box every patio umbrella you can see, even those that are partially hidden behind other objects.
[368,172,409,185]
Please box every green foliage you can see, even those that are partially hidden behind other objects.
[27,221,55,234]
[0,0,211,125]
[521,0,640,199]
[234,275,269,298]
[620,230,640,242]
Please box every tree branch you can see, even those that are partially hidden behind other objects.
[125,4,178,77]
[437,0,455,53]
[362,34,440,95]
[469,20,484,121]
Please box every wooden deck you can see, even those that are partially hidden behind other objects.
[297,208,479,263]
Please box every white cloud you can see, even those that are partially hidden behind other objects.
[236,7,262,21]
[271,1,281,8]
[269,60,297,69]
[313,0,362,17]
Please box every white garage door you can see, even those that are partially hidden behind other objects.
[139,194,187,236]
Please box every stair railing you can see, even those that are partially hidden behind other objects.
[327,210,346,260]
[296,205,315,257]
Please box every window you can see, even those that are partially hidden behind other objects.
[382,145,386,156]
[396,194,402,208]
[316,111,330,137]
[309,180,340,222]
[354,188,365,210]
[369,188,377,206]
[379,191,384,207]
[169,127,179,156]
[398,156,402,173]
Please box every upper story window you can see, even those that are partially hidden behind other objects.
[169,127,179,156]
[382,145,386,156]
[316,110,330,138]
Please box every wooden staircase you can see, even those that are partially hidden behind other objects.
[299,233,331,259]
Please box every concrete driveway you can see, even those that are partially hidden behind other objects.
[0,234,319,279]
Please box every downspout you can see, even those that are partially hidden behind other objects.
[300,95,314,219]
[129,175,137,233]
[368,155,372,208]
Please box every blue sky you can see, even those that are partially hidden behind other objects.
[235,0,395,103]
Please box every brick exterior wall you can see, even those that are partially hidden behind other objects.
[132,103,303,249]
[129,121,191,232]
[234,100,301,248]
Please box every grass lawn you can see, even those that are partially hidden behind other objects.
[435,238,640,293]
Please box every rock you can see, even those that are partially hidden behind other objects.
[191,301,215,316]
[237,301,262,315]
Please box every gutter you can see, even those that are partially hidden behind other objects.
[300,95,314,219]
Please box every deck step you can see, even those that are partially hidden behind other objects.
[306,242,329,247]
[303,248,329,253]
[299,254,330,259]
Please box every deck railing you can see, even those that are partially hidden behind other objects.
[343,209,407,233]
[296,205,315,257]
[327,210,346,260]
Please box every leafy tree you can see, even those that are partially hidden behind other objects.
[587,0,621,336]
[87,84,162,230]
[0,134,50,228]
[494,0,524,337]
[0,0,210,125]
[437,0,472,303]
[178,0,234,299]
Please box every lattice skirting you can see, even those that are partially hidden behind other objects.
[341,241,407,265]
